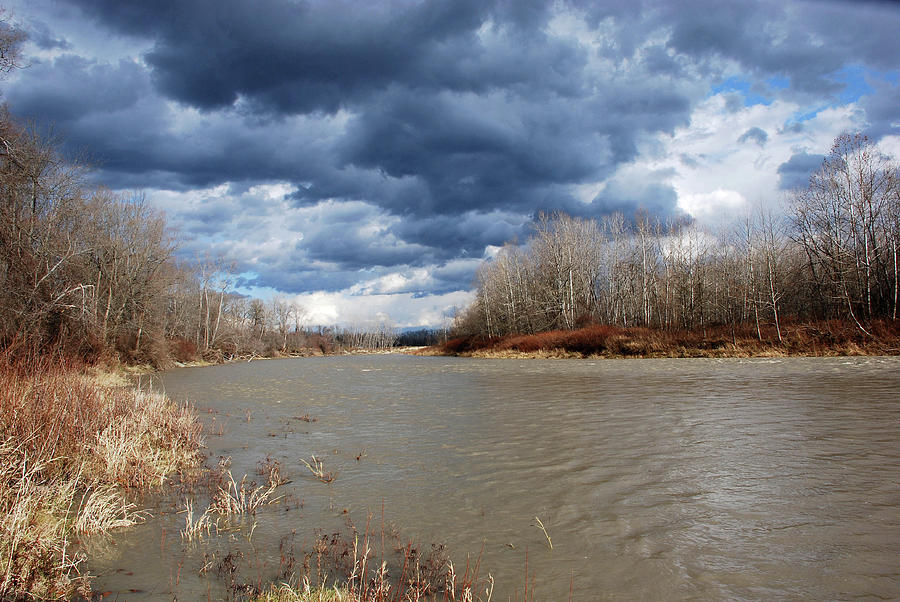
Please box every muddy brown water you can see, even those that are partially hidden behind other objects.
[86,355,900,600]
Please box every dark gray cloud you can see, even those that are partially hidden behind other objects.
[338,89,628,217]
[4,0,900,306]
[7,55,145,123]
[63,0,530,113]
[859,78,900,139]
[657,0,900,98]
[23,18,71,50]
[738,127,768,146]
[301,217,431,270]
[392,211,526,259]
[778,152,824,190]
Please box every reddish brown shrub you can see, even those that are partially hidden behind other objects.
[562,324,622,355]
[498,334,543,352]
[442,336,500,354]
[170,337,199,363]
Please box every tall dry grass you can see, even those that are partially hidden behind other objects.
[0,354,205,599]
[209,470,280,516]
[0,436,91,599]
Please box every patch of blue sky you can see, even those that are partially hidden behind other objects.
[786,105,827,126]
[766,75,790,91]
[708,75,773,106]
[234,274,278,301]
[831,64,875,104]
[711,68,896,115]
[783,66,899,129]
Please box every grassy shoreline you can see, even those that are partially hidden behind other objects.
[423,320,900,360]
[1,354,490,601]
[0,357,205,599]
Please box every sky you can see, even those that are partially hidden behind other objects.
[3,0,900,328]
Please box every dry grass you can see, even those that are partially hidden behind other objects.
[0,354,205,599]
[532,517,552,551]
[91,387,203,487]
[0,437,91,599]
[255,578,349,602]
[180,498,215,541]
[210,470,280,516]
[73,483,147,534]
[258,455,290,488]
[301,456,337,484]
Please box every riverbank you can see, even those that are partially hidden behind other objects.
[166,345,424,370]
[423,320,900,359]
[0,357,205,599]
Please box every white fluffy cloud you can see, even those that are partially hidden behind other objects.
[608,93,867,224]
[291,289,474,329]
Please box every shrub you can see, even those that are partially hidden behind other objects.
[171,337,200,363]
[0,353,204,599]
[442,336,500,354]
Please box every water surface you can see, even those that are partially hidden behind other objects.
[89,355,900,600]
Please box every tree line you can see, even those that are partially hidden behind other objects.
[455,134,899,341]
[0,108,406,363]
[0,14,415,364]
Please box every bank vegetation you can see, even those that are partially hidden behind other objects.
[445,134,900,358]
[0,354,205,598]
[0,18,208,600]
[0,86,398,366]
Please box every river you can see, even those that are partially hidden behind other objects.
[87,355,900,600]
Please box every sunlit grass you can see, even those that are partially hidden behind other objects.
[210,470,280,516]
[300,455,337,483]
[0,354,205,599]
[180,498,215,541]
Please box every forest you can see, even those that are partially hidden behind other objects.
[0,103,404,365]
[449,133,900,356]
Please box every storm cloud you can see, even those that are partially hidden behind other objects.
[4,0,900,324]
[778,152,825,191]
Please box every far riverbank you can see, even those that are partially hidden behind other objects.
[420,320,900,360]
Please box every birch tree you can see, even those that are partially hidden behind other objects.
[792,134,898,331]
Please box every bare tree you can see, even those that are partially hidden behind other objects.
[248,298,268,341]
[792,134,897,333]
[0,8,24,76]
[0,119,94,351]
[193,254,235,352]
[271,295,292,351]
[738,205,789,342]
[531,213,603,329]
